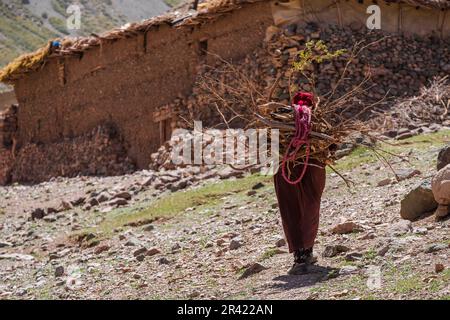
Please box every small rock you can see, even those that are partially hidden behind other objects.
[0,253,34,261]
[143,225,155,232]
[124,239,138,247]
[339,265,358,275]
[331,221,362,234]
[332,289,349,298]
[425,243,448,253]
[388,220,412,237]
[275,238,286,248]
[413,227,428,235]
[188,291,200,299]
[396,131,414,140]
[158,257,170,265]
[218,167,244,179]
[322,244,350,258]
[229,239,243,250]
[31,208,45,220]
[239,263,268,280]
[43,215,56,223]
[0,241,13,248]
[252,182,265,190]
[170,180,189,192]
[54,266,65,278]
[146,247,161,256]
[46,207,59,214]
[377,245,390,257]
[94,245,110,255]
[377,178,392,187]
[437,145,450,170]
[247,190,257,197]
[395,168,421,181]
[70,197,86,207]
[435,263,445,273]
[109,198,128,207]
[171,243,181,252]
[133,248,148,257]
[136,254,145,262]
[113,192,132,201]
[89,198,100,207]
[96,192,110,203]
[141,176,155,187]
[133,273,142,280]
[345,252,363,261]
[59,201,72,211]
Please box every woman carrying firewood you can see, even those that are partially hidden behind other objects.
[274,92,326,275]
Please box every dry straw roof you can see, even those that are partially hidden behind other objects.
[391,0,450,9]
[0,0,448,84]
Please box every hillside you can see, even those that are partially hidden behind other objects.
[0,130,449,299]
[0,0,184,67]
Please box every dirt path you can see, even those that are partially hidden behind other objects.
[0,131,449,300]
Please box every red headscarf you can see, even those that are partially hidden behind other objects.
[293,92,314,107]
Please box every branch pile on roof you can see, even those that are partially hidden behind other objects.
[1,0,447,84]
[0,0,268,83]
[370,76,450,136]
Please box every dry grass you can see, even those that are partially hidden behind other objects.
[0,42,52,83]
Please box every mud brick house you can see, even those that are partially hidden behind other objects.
[0,0,449,184]
[0,91,17,113]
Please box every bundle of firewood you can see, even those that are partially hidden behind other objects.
[196,40,381,170]
[255,98,366,166]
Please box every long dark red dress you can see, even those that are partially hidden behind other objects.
[274,160,326,253]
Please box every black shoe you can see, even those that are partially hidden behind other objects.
[288,248,318,275]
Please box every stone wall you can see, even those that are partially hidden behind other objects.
[12,1,274,171]
[0,91,17,112]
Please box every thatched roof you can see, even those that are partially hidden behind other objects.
[0,0,448,84]
[387,0,450,9]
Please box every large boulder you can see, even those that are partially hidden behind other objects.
[432,164,450,218]
[437,145,450,171]
[432,164,450,204]
[400,178,438,221]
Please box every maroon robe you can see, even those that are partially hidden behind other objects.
[274,160,326,252]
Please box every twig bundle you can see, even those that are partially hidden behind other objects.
[197,41,387,169]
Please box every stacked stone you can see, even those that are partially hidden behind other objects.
[0,104,17,148]
[9,125,136,184]
[269,22,449,113]
[171,23,449,129]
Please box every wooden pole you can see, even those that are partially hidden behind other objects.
[192,0,199,10]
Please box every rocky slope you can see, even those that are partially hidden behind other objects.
[0,0,182,67]
[0,129,448,300]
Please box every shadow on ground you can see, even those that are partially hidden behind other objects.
[269,265,339,291]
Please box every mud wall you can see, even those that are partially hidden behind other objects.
[0,91,17,112]
[0,105,17,184]
[12,1,274,169]
[8,0,450,183]
[273,0,450,37]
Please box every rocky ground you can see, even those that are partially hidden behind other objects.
[0,130,449,300]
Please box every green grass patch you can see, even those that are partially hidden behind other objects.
[87,174,270,237]
[391,274,424,294]
[363,248,378,262]
[164,0,185,7]
[259,248,281,262]
[332,130,450,172]
[49,17,69,35]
